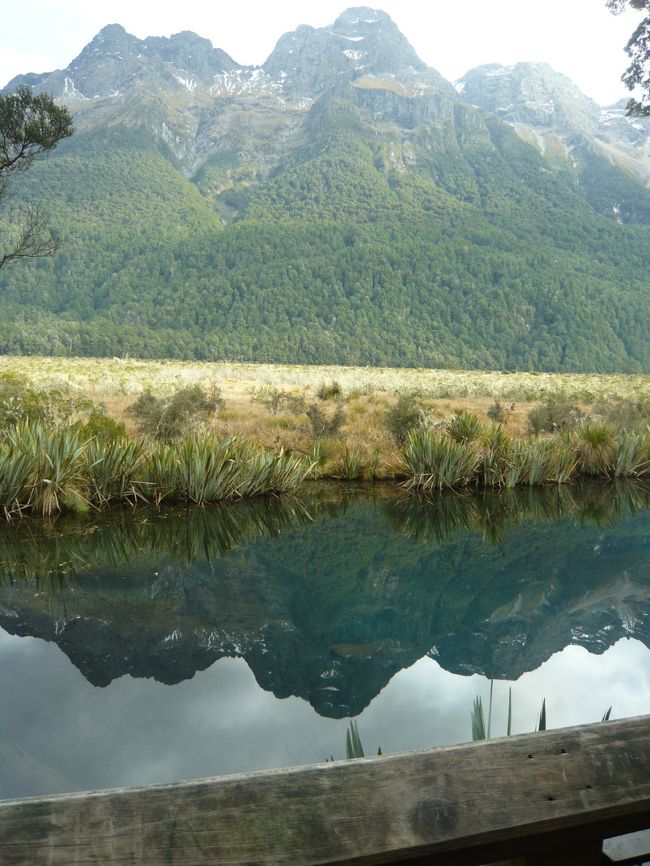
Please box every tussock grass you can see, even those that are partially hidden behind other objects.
[613,431,650,478]
[572,423,618,477]
[1,356,648,405]
[0,357,648,506]
[400,425,607,494]
[401,431,482,492]
[0,425,312,519]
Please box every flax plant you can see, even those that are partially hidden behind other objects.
[174,436,241,504]
[478,423,512,488]
[85,436,144,506]
[612,430,650,478]
[8,423,90,516]
[572,423,617,476]
[446,410,484,444]
[139,442,180,505]
[401,430,481,492]
[0,442,37,517]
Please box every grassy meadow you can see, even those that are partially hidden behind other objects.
[0,355,648,517]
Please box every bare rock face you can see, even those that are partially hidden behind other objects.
[4,10,649,200]
[457,62,601,133]
[456,61,650,197]
[263,7,427,99]
[6,24,240,101]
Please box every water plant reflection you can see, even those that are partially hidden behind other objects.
[1,481,649,586]
[385,480,650,546]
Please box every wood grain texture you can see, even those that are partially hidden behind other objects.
[1,716,650,865]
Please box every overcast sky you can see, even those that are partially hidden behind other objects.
[0,0,642,105]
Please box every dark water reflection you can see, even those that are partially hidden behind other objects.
[1,482,649,798]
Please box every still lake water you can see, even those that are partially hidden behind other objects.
[1,482,649,800]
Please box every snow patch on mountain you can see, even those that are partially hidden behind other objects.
[210,68,282,98]
[326,32,365,42]
[484,65,514,78]
[174,73,199,93]
[63,77,88,100]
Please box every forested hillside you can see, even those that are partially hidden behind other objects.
[2,9,650,371]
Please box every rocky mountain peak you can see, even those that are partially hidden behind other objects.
[141,30,239,78]
[92,23,130,44]
[456,61,600,135]
[263,5,425,99]
[332,7,393,29]
[4,24,239,102]
[455,60,650,190]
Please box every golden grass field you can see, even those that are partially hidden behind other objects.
[1,355,648,478]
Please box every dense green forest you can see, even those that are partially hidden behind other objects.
[1,92,649,371]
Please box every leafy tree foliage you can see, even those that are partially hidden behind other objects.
[608,0,650,114]
[0,85,73,268]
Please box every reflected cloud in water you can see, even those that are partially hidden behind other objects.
[0,481,649,797]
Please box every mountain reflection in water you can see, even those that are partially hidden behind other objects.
[1,482,649,720]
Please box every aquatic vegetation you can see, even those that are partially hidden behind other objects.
[0,424,312,518]
[85,436,144,506]
[326,721,381,761]
[339,447,362,480]
[471,687,613,742]
[0,441,37,517]
[471,688,542,741]
[401,430,482,492]
[346,720,365,759]
[478,422,513,487]
[402,428,579,493]
[612,430,650,478]
[572,422,618,476]
[8,424,90,517]
[511,438,577,487]
[0,354,647,520]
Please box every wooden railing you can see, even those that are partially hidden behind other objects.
[1,715,650,865]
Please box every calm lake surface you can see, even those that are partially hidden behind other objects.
[1,482,649,799]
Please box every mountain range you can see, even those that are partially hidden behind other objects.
[2,7,650,371]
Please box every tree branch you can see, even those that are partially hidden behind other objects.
[0,205,61,270]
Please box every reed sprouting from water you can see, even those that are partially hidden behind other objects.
[0,424,313,519]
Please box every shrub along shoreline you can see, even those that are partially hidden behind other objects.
[0,417,647,520]
[0,424,312,518]
[401,419,649,494]
[0,373,648,519]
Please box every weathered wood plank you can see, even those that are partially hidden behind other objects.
[1,716,650,866]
